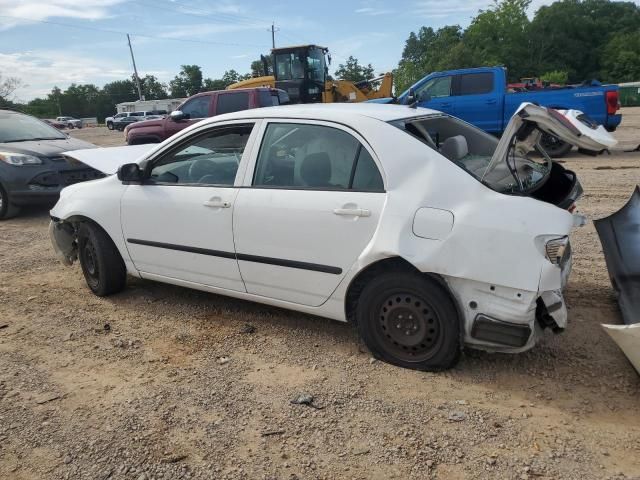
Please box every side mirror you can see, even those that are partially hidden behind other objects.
[406,87,417,105]
[117,163,142,183]
[170,110,186,122]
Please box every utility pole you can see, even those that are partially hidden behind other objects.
[269,22,279,49]
[127,34,145,101]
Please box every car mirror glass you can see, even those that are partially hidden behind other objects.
[117,163,142,183]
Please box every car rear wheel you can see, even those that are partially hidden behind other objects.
[0,185,20,220]
[77,222,127,296]
[356,272,461,371]
[540,133,572,158]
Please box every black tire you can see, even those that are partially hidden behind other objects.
[0,184,20,220]
[356,272,461,371]
[540,133,572,158]
[77,222,127,296]
[107,122,114,130]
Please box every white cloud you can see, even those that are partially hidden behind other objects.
[355,1,392,16]
[0,0,126,29]
[0,51,168,101]
[157,21,269,39]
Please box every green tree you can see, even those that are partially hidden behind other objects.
[601,31,640,82]
[140,75,168,99]
[250,54,273,77]
[203,70,251,91]
[540,70,569,84]
[334,56,375,82]
[169,65,203,97]
[464,0,532,80]
[529,0,640,81]
[394,25,467,93]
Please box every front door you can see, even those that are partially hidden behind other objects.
[121,122,256,291]
[233,121,387,306]
[416,75,456,116]
[165,94,213,138]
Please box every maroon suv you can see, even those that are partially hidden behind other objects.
[125,87,288,145]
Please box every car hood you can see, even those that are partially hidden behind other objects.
[63,144,157,175]
[127,118,165,129]
[0,137,96,156]
[485,103,617,177]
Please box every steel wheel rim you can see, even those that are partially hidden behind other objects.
[82,239,100,288]
[375,292,443,362]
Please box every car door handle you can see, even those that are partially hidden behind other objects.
[333,208,370,217]
[485,99,497,104]
[203,200,231,208]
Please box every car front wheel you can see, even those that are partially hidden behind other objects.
[77,222,127,296]
[0,185,20,220]
[356,272,461,371]
[107,122,114,130]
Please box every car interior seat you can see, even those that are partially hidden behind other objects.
[440,135,469,162]
[300,152,332,187]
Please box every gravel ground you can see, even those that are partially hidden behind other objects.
[1,110,639,480]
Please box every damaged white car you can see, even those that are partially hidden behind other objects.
[49,103,615,371]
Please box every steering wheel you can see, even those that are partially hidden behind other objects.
[188,158,219,184]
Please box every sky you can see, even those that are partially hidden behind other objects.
[0,0,623,101]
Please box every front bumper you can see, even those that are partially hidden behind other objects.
[3,164,104,206]
[49,220,77,266]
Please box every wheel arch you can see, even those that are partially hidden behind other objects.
[56,214,129,267]
[344,256,463,328]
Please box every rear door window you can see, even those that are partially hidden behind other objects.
[216,92,250,115]
[252,122,384,191]
[456,72,494,95]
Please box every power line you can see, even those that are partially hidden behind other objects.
[133,0,266,27]
[0,15,269,48]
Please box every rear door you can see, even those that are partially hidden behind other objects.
[214,91,251,115]
[233,120,387,307]
[415,75,456,116]
[452,71,502,134]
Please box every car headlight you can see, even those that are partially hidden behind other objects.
[0,152,43,166]
[545,236,570,265]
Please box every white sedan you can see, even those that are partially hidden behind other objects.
[49,103,614,371]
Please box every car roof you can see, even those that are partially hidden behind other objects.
[202,103,441,124]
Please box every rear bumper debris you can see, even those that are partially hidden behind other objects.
[595,185,640,373]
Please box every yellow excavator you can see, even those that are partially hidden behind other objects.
[227,44,393,104]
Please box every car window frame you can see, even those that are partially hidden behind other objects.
[138,119,262,188]
[241,118,386,193]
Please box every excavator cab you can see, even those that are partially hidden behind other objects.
[272,45,329,104]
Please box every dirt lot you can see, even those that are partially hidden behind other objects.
[1,110,639,480]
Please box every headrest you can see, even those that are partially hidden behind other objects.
[300,152,331,187]
[440,135,469,161]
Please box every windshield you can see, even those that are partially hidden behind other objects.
[0,112,67,143]
[307,48,325,82]
[391,114,551,194]
[275,51,305,80]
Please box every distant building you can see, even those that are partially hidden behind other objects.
[116,98,185,113]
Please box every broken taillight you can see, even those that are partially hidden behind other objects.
[606,91,620,115]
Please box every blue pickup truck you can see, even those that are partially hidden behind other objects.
[383,66,622,156]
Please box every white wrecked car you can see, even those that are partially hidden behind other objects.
[49,103,615,371]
